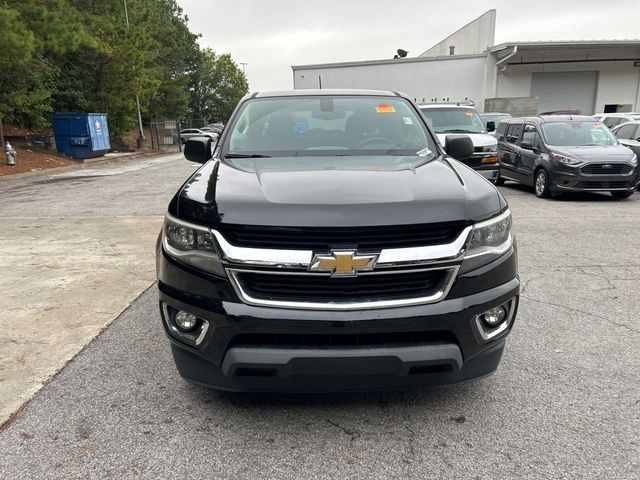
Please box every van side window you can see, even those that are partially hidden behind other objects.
[615,123,638,140]
[604,117,622,128]
[520,124,541,149]
[496,122,508,139]
[506,123,523,144]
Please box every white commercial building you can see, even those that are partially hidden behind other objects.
[292,10,640,115]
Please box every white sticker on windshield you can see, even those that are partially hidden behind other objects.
[416,147,433,157]
[402,116,413,125]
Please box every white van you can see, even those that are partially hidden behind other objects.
[419,104,499,182]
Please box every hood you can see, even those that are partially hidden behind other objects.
[436,133,497,149]
[174,156,503,227]
[550,145,636,162]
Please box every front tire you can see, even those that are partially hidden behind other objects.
[534,169,551,198]
[611,190,634,199]
[495,173,505,186]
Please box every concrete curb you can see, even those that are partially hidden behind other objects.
[0,150,177,185]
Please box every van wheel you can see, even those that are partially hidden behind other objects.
[534,169,551,198]
[611,190,634,199]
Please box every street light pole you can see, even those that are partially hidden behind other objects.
[123,0,145,147]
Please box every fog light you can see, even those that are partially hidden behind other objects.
[174,311,198,331]
[481,306,506,326]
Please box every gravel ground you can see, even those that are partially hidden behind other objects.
[0,184,639,479]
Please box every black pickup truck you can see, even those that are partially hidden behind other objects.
[156,89,519,391]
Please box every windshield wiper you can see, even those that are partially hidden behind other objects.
[224,152,271,158]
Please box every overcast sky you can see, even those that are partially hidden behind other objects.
[179,0,640,92]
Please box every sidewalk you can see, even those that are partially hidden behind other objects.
[0,152,193,427]
[0,149,171,183]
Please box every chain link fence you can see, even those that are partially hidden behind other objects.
[150,120,181,151]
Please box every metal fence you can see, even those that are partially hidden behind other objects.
[150,120,181,150]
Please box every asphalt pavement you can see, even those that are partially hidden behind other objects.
[1,182,639,479]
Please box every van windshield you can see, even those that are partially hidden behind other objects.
[541,121,618,146]
[419,107,486,134]
[224,96,434,158]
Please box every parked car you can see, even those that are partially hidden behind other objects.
[419,103,499,182]
[481,112,511,130]
[179,128,216,144]
[496,115,639,199]
[596,113,640,129]
[157,89,519,392]
[611,121,640,156]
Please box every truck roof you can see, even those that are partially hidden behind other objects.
[253,89,402,98]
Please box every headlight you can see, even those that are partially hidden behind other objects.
[550,152,581,166]
[461,210,513,272]
[629,154,638,166]
[162,214,226,276]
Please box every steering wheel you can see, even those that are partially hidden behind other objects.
[358,136,395,148]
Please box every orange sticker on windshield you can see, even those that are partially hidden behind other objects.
[465,111,473,116]
[594,123,601,128]
[375,103,396,113]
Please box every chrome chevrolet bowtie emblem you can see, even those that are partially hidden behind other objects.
[309,250,378,277]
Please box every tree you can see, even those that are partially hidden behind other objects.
[0,0,248,138]
[189,50,249,123]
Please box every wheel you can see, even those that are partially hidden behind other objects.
[495,173,505,186]
[534,169,551,198]
[611,190,634,199]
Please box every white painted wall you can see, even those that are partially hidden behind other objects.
[420,10,496,58]
[496,61,640,113]
[293,56,489,109]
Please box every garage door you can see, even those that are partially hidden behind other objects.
[530,71,598,114]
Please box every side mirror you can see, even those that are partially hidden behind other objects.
[520,141,533,150]
[184,137,213,163]
[486,121,496,133]
[444,135,474,161]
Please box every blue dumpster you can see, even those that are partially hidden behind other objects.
[51,112,111,159]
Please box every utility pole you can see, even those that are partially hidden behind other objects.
[123,0,145,148]
[0,116,5,163]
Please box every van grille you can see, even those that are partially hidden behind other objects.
[581,164,632,175]
[575,181,632,189]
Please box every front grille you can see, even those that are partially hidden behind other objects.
[229,331,457,349]
[216,223,467,251]
[236,270,449,303]
[575,181,631,189]
[581,163,632,175]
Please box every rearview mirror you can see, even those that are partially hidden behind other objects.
[486,121,496,133]
[444,135,474,161]
[520,141,533,150]
[184,137,213,163]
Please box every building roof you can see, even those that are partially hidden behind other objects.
[291,53,486,71]
[489,40,640,52]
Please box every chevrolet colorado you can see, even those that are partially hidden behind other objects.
[156,89,519,391]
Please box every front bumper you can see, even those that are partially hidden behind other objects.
[477,165,500,182]
[461,155,500,182]
[157,246,519,392]
[550,166,639,192]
